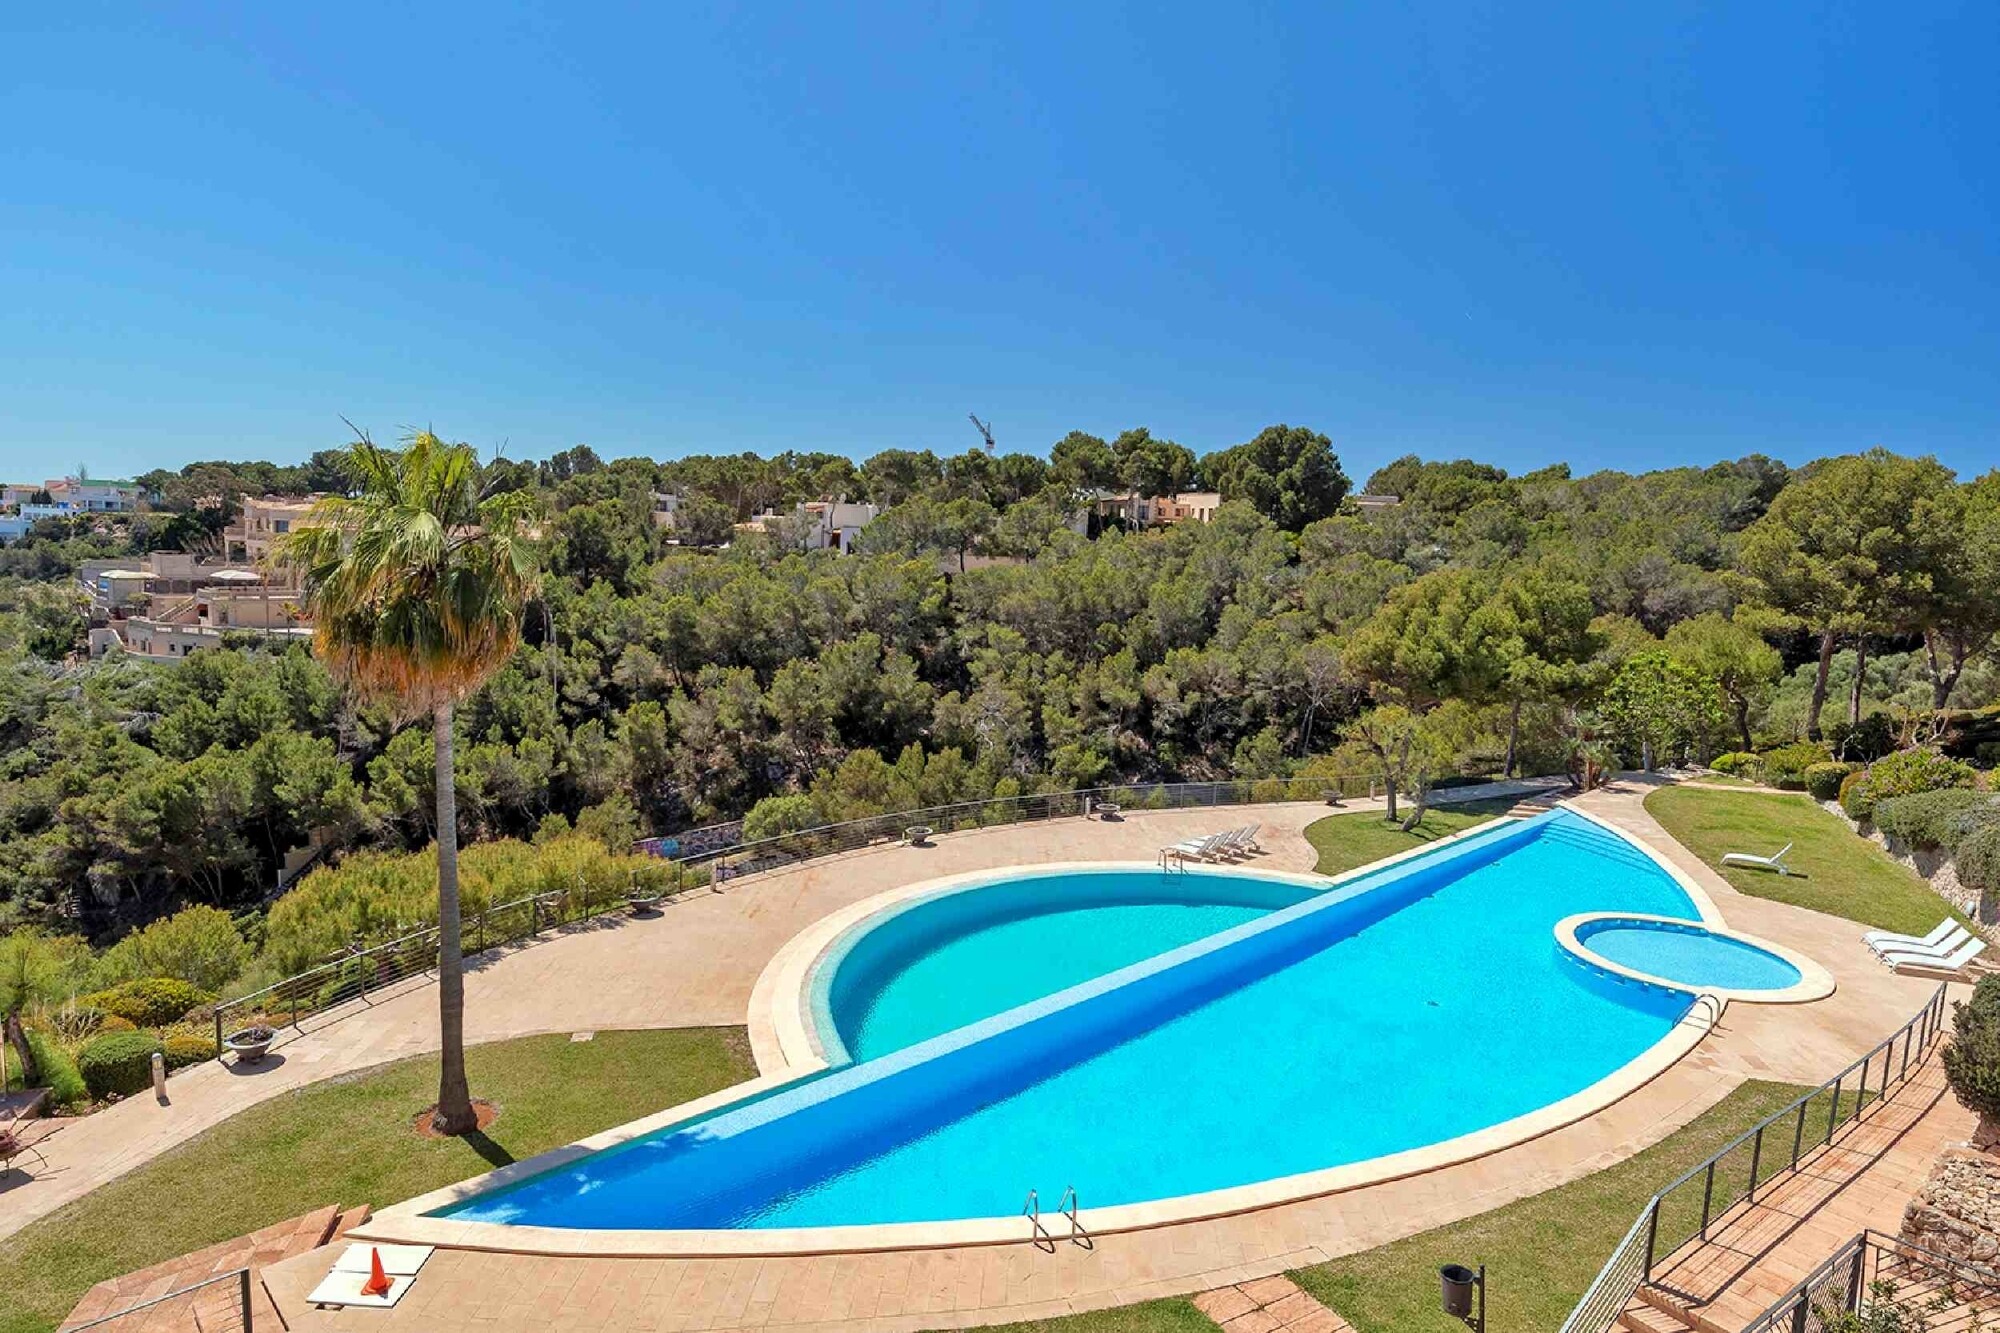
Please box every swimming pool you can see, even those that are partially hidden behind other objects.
[1557,912,1830,1004]
[434,810,1730,1235]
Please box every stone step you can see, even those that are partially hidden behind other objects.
[1617,1298,1696,1333]
[60,1203,350,1332]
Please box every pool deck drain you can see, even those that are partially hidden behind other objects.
[1193,1275,1353,1333]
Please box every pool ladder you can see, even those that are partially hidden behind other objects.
[1023,1186,1093,1253]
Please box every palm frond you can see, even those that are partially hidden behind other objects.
[274,432,541,716]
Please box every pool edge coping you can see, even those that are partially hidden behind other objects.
[353,801,1756,1256]
[1555,910,1837,1005]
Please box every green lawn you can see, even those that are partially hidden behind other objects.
[0,1027,756,1333]
[1644,785,1969,935]
[1304,798,1519,876]
[1290,1079,1809,1333]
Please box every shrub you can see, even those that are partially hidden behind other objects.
[162,1031,217,1070]
[1762,741,1833,790]
[1873,790,1987,851]
[94,905,247,994]
[1961,824,2000,898]
[41,1001,108,1044]
[97,1013,136,1033]
[25,1031,86,1108]
[261,835,669,976]
[82,977,217,1028]
[1839,767,1867,808]
[1943,975,2000,1125]
[77,1030,165,1100]
[1842,749,1979,822]
[1709,752,1762,779]
[1804,761,1861,802]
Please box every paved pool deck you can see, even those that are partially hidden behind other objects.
[11,776,1961,1333]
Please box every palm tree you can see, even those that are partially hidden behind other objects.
[275,431,538,1134]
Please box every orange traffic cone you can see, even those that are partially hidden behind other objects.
[360,1246,393,1298]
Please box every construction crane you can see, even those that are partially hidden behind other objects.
[968,414,995,454]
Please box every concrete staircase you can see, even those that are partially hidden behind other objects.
[60,1203,371,1331]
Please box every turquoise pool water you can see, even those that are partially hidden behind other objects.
[442,812,1703,1231]
[824,872,1313,1060]
[1579,918,1801,991]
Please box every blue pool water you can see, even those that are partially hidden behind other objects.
[824,872,1312,1060]
[1579,918,1801,991]
[442,812,1701,1230]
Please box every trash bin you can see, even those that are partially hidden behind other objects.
[1439,1265,1479,1320]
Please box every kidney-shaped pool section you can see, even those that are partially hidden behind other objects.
[820,870,1318,1062]
[436,811,1719,1232]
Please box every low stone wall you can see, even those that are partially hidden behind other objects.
[1815,799,1997,926]
[1902,1145,2000,1267]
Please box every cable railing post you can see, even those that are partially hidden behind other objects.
[1826,1077,1842,1144]
[1900,1024,1912,1080]
[213,1008,225,1063]
[1700,1160,1716,1238]
[1856,1055,1868,1123]
[1747,1125,1764,1203]
[241,1265,253,1332]
[1642,1199,1659,1280]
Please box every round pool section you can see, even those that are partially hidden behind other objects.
[818,870,1316,1062]
[1557,912,1834,1004]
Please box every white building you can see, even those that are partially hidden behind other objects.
[737,499,881,553]
[45,478,143,512]
[226,494,321,566]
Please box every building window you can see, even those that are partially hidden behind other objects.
[274,519,289,533]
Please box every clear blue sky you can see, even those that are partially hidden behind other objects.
[2,3,1995,483]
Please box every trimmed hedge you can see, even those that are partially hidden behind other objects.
[1710,752,1762,779]
[1804,761,1861,802]
[1872,790,1989,852]
[1762,741,1833,790]
[77,1030,166,1100]
[82,977,216,1029]
[162,1032,217,1070]
[1841,749,1979,822]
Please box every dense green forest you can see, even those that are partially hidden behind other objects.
[3,428,1998,952]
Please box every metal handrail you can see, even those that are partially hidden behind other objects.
[63,1267,252,1331]
[1560,984,1949,1333]
[636,773,1537,871]
[1740,1229,2000,1333]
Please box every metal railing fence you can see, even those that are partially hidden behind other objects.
[211,871,650,1054]
[639,773,1540,883]
[1741,1230,2000,1333]
[1560,984,1950,1333]
[63,1267,253,1331]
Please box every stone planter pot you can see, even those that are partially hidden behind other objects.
[224,1028,275,1064]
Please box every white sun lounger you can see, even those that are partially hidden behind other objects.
[1164,833,1228,863]
[1881,935,1988,977]
[1863,919,1960,955]
[1868,925,1970,961]
[1722,842,1795,876]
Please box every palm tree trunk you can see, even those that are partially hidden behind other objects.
[431,700,476,1135]
[1806,628,1836,741]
